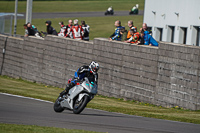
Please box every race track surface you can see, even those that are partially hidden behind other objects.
[20,10,144,19]
[0,93,200,133]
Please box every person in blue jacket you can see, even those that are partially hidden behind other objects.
[109,20,124,41]
[143,30,159,47]
[59,61,99,97]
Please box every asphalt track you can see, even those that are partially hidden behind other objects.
[20,10,144,19]
[1,93,200,133]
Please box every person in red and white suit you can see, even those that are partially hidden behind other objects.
[67,19,84,40]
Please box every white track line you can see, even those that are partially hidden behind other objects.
[0,93,53,104]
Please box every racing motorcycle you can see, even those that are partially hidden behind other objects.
[105,10,114,15]
[54,77,98,114]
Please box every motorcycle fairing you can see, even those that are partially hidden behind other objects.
[60,85,84,109]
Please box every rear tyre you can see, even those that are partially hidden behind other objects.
[54,96,64,113]
[73,95,89,114]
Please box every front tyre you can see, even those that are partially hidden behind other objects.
[73,95,89,114]
[54,96,64,113]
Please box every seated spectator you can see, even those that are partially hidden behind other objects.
[127,20,137,40]
[66,20,73,38]
[43,20,58,36]
[58,21,66,37]
[81,20,90,41]
[136,29,144,45]
[124,27,140,44]
[23,24,35,37]
[120,27,128,41]
[142,23,152,35]
[27,22,42,38]
[67,19,84,40]
[110,20,124,41]
[143,30,158,47]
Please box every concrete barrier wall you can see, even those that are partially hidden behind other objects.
[0,34,199,110]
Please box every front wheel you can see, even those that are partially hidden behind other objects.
[54,96,65,113]
[73,95,89,114]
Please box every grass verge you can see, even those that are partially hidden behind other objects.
[0,75,200,124]
[0,0,144,13]
[0,123,104,133]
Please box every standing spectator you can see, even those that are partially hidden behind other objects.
[66,20,73,38]
[68,19,84,40]
[81,20,90,41]
[23,24,35,37]
[110,20,123,41]
[124,27,140,44]
[143,30,158,46]
[45,20,58,36]
[120,27,128,41]
[58,21,66,37]
[142,23,152,35]
[127,20,136,40]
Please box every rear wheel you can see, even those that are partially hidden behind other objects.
[73,95,89,114]
[54,96,64,113]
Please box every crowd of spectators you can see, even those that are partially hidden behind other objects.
[23,19,158,46]
[23,19,90,41]
[109,20,158,47]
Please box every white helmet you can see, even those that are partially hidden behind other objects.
[89,61,99,74]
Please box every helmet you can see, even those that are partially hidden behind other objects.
[89,61,99,74]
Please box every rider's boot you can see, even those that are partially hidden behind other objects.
[59,83,75,97]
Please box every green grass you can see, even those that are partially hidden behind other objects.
[0,0,144,13]
[0,123,104,133]
[0,75,200,125]
[16,15,143,40]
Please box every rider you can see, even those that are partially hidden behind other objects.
[60,61,99,97]
[107,6,113,12]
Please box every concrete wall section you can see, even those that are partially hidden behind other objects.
[1,35,23,78]
[0,35,7,74]
[156,42,200,110]
[121,43,158,103]
[0,34,200,110]
[22,37,45,83]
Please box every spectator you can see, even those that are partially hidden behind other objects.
[110,20,123,41]
[127,20,136,40]
[136,29,144,45]
[44,20,58,36]
[124,27,140,44]
[120,27,128,41]
[142,23,152,35]
[81,20,90,41]
[66,20,73,38]
[67,19,84,40]
[58,21,66,37]
[143,30,158,47]
[27,22,41,38]
[23,24,35,37]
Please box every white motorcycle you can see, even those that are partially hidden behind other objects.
[54,77,98,114]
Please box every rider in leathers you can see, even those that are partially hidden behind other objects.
[60,61,99,96]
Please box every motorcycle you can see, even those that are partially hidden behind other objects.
[129,9,139,15]
[54,77,98,114]
[105,10,114,15]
